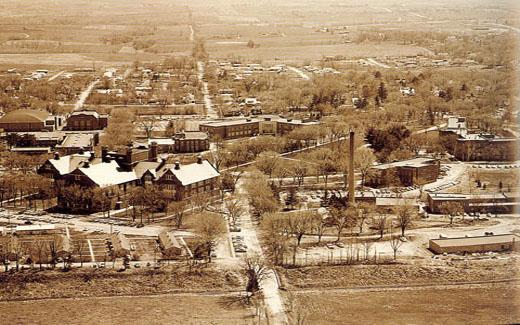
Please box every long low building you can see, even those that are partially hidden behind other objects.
[199,115,319,140]
[429,234,520,254]
[427,192,520,214]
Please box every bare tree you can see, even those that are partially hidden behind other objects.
[439,201,464,225]
[389,234,403,260]
[167,201,188,229]
[373,215,388,239]
[193,212,227,263]
[311,211,326,243]
[223,196,245,226]
[354,147,377,188]
[393,204,416,237]
[242,255,269,303]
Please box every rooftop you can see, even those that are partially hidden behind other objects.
[0,109,50,124]
[430,234,518,248]
[158,160,220,186]
[372,157,438,170]
[78,160,138,188]
[58,133,95,148]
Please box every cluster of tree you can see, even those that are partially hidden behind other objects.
[243,169,279,219]
[100,108,135,149]
[366,125,412,161]
[0,173,54,209]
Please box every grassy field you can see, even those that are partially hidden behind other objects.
[289,285,520,325]
[0,294,253,325]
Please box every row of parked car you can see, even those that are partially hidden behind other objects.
[232,235,247,253]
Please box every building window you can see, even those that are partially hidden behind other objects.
[74,175,81,181]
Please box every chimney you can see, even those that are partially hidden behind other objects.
[101,146,108,162]
[126,146,133,164]
[197,155,203,164]
[54,152,60,160]
[348,129,355,205]
[156,158,166,171]
[83,161,90,168]
[149,141,158,162]
[174,160,180,170]
[89,151,95,161]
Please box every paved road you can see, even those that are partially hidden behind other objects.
[288,66,310,80]
[197,61,218,118]
[48,70,65,81]
[235,177,289,325]
[74,80,99,111]
[366,58,391,69]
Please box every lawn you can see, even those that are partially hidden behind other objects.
[289,285,520,325]
[0,294,253,325]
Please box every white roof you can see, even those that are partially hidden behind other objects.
[48,152,91,175]
[166,160,220,186]
[16,224,56,232]
[79,160,137,188]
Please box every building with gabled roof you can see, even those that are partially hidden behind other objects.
[158,231,185,259]
[38,152,92,180]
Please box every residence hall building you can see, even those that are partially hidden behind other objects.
[429,234,519,254]
[439,116,519,161]
[38,143,220,211]
[64,111,108,131]
[199,115,319,140]
[367,157,440,187]
[0,109,64,132]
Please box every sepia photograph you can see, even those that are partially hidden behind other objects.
[0,0,519,324]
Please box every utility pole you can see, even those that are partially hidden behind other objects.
[348,129,356,205]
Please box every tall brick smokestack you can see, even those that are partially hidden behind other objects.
[348,129,355,205]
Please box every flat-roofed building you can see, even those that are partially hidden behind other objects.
[429,233,520,254]
[427,192,520,214]
[173,131,209,153]
[64,111,108,131]
[199,115,319,140]
[368,157,440,187]
[439,116,519,161]
[56,133,96,155]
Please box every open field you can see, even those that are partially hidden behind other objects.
[290,284,520,325]
[279,259,519,289]
[0,293,253,325]
[0,266,243,301]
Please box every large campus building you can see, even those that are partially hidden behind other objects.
[0,109,64,132]
[38,143,220,210]
[367,157,440,187]
[199,115,319,140]
[440,116,519,161]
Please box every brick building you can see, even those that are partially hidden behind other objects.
[173,131,209,153]
[64,111,108,131]
[440,116,519,161]
[199,115,319,140]
[368,157,440,187]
